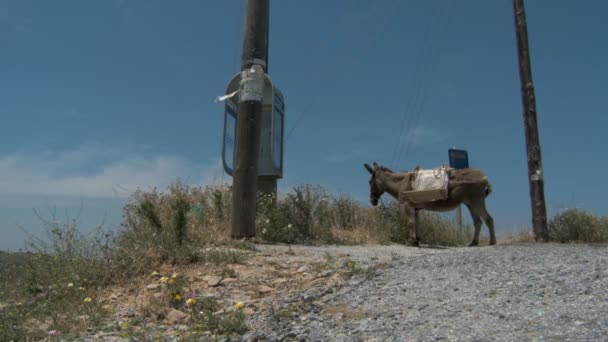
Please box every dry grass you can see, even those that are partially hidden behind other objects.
[500,230,536,245]
[5,181,605,340]
[548,208,608,243]
[256,185,471,247]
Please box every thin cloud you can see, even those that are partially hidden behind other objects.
[0,145,224,199]
[326,147,370,164]
[337,2,380,31]
[403,126,449,146]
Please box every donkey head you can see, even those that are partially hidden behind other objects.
[364,162,386,206]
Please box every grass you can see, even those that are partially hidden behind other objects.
[341,257,383,280]
[0,182,249,340]
[188,297,247,336]
[549,208,608,243]
[500,229,536,244]
[0,213,113,340]
[256,184,473,247]
[0,253,110,340]
[196,247,249,265]
[4,181,606,340]
[500,209,608,244]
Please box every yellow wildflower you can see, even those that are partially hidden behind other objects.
[83,297,93,303]
[151,271,159,276]
[186,298,197,306]
[168,278,176,285]
[171,272,178,278]
[160,276,168,283]
[67,283,74,288]
[234,301,245,310]
[175,294,182,301]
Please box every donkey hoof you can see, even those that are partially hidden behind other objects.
[490,240,497,246]
[408,239,420,247]
[468,241,479,247]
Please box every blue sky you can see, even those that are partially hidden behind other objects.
[1,0,607,250]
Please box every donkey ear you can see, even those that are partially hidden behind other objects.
[364,163,374,174]
[373,162,379,168]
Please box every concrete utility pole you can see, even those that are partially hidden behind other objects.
[513,0,549,242]
[231,0,269,238]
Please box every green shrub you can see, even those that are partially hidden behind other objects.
[331,194,361,230]
[254,187,472,246]
[257,185,333,244]
[0,301,29,341]
[417,212,472,246]
[188,297,247,336]
[1,215,111,340]
[110,182,234,278]
[364,199,471,246]
[549,208,608,243]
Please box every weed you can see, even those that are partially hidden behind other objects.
[221,267,237,279]
[189,297,247,335]
[341,258,378,280]
[199,247,248,265]
[331,194,361,230]
[257,185,334,244]
[549,208,608,243]
[0,213,112,340]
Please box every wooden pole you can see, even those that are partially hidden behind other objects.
[231,0,269,239]
[456,205,463,232]
[513,0,549,242]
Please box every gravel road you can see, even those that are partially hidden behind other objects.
[245,243,608,341]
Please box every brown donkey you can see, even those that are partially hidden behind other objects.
[364,162,496,246]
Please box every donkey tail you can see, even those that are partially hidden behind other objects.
[483,177,493,197]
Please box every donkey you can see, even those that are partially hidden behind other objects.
[364,162,496,246]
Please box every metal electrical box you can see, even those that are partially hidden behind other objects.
[222,72,285,178]
[448,148,469,169]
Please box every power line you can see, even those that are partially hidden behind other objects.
[285,0,398,145]
[232,0,245,74]
[391,2,444,169]
[393,8,440,168]
[401,0,454,166]
[284,100,314,142]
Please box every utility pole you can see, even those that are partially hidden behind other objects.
[231,0,269,238]
[456,204,463,232]
[513,0,549,242]
[449,147,467,232]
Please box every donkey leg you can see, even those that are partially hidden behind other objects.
[466,205,483,247]
[404,204,419,247]
[414,209,421,245]
[481,206,496,245]
[468,215,483,247]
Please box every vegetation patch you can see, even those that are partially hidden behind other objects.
[4,182,604,340]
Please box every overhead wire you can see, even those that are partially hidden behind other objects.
[284,0,399,145]
[282,21,343,145]
[232,0,245,73]
[399,4,446,166]
[401,0,455,167]
[390,2,444,170]
[222,0,245,185]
